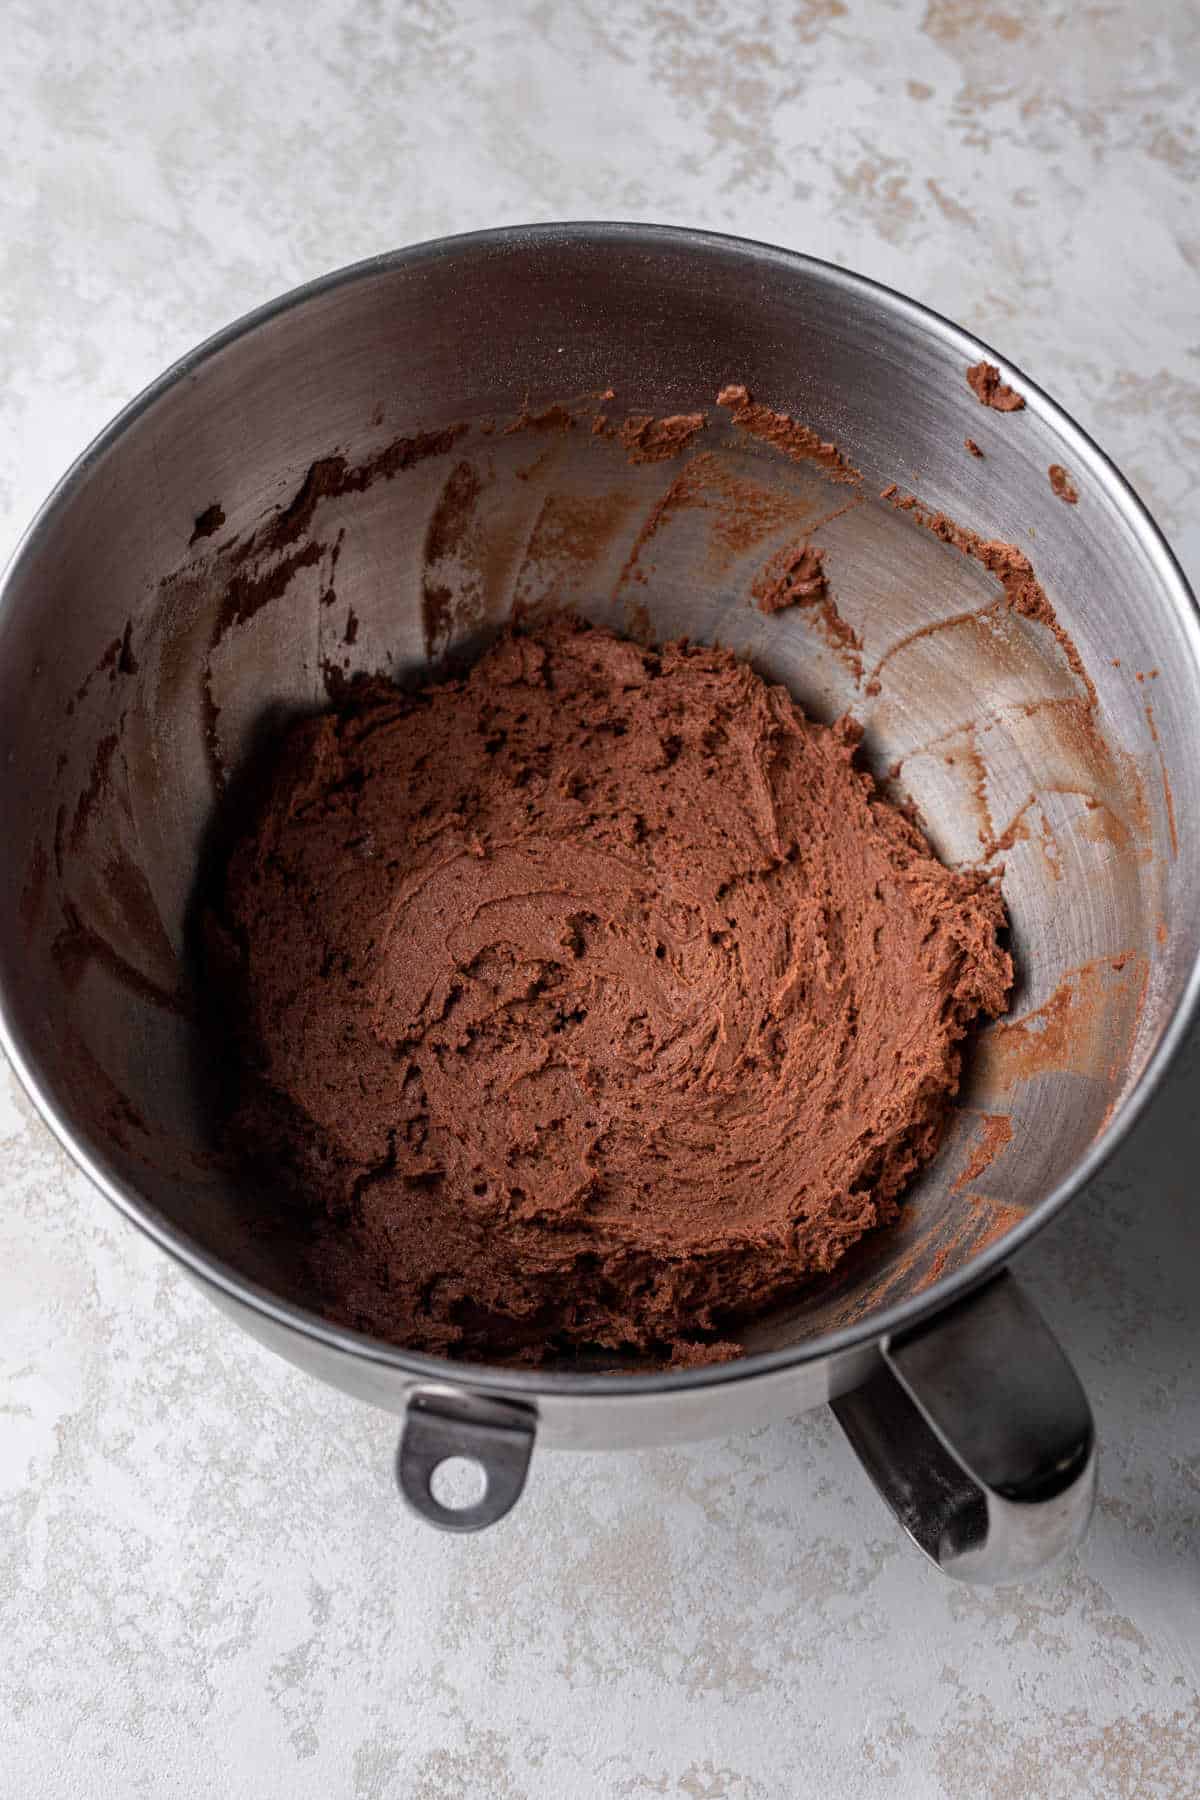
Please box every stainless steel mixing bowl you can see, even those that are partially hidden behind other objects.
[2,225,1197,1579]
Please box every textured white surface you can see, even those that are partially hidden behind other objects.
[3,2,1200,1794]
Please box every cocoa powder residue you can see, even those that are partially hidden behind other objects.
[951,1111,1013,1193]
[885,491,1097,709]
[69,732,121,855]
[615,451,815,593]
[987,956,1142,1088]
[195,424,469,788]
[424,460,484,563]
[208,426,467,660]
[52,901,188,1017]
[967,1198,1029,1254]
[1144,700,1179,859]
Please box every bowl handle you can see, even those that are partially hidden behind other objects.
[832,1269,1096,1583]
[395,1387,537,1531]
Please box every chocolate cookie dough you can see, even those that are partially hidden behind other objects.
[208,616,1011,1365]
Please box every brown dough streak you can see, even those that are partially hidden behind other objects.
[618,412,706,464]
[951,1112,1013,1193]
[716,384,862,483]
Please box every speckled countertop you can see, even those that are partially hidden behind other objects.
[3,3,1199,1795]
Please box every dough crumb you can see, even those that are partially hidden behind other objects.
[1048,463,1079,504]
[967,361,1025,412]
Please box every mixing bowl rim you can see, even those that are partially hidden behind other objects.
[2,219,1197,1398]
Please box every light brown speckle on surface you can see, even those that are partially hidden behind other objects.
[2,0,1199,1795]
[951,1111,1014,1193]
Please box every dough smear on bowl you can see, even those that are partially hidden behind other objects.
[206,614,1012,1365]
